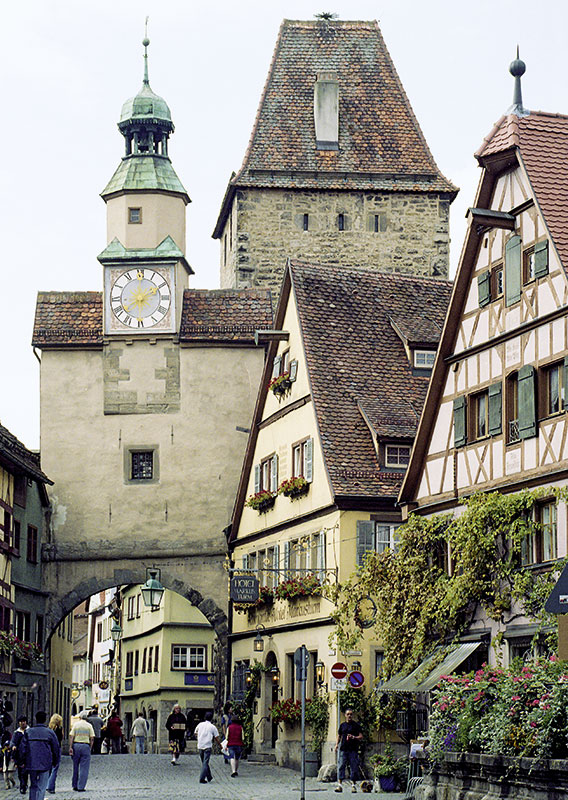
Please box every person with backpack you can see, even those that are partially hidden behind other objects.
[18,711,60,800]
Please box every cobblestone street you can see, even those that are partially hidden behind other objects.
[3,754,408,799]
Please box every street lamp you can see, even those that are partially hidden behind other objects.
[315,660,325,686]
[253,624,265,653]
[110,620,123,642]
[351,660,362,671]
[245,668,253,687]
[141,568,165,610]
[271,667,280,686]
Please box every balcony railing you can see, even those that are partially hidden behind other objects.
[509,419,520,443]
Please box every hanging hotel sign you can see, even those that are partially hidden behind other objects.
[230,575,260,603]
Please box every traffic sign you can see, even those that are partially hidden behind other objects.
[330,677,347,692]
[348,670,365,688]
[331,661,348,679]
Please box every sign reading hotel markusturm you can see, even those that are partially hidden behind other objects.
[230,575,260,603]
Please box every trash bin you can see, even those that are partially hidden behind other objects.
[305,751,319,777]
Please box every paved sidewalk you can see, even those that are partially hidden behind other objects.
[5,753,409,799]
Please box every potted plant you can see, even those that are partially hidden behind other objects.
[268,372,292,396]
[278,476,309,499]
[370,742,406,792]
[245,489,276,513]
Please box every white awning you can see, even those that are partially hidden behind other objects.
[380,642,481,693]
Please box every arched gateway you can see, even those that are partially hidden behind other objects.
[31,35,272,714]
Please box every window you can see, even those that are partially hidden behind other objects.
[522,501,558,565]
[96,622,102,642]
[26,526,38,563]
[125,652,134,677]
[375,652,385,683]
[491,265,504,298]
[523,247,535,283]
[136,594,141,618]
[13,520,20,554]
[2,511,10,545]
[292,438,313,481]
[154,646,159,672]
[385,445,411,468]
[231,660,250,702]
[35,615,44,648]
[15,611,31,642]
[148,646,153,671]
[303,214,309,231]
[356,520,401,566]
[142,648,147,674]
[134,650,139,676]
[413,350,435,369]
[127,596,135,621]
[131,452,153,480]
[338,213,345,231]
[13,476,27,508]
[261,457,273,492]
[171,645,207,671]
[373,213,387,233]
[472,390,489,439]
[128,207,142,224]
[543,361,564,416]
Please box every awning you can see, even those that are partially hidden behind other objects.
[380,642,481,693]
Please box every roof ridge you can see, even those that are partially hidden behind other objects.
[289,259,453,285]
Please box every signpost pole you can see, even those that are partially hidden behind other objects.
[336,686,341,780]
[300,645,307,800]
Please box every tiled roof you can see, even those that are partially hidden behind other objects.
[101,155,189,201]
[32,292,104,347]
[0,423,51,484]
[475,111,568,277]
[180,289,273,343]
[290,261,451,498]
[214,18,456,236]
[389,313,442,347]
[33,289,273,347]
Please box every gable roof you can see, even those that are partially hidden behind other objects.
[0,423,51,486]
[32,289,273,348]
[400,109,568,506]
[214,18,457,237]
[229,260,451,541]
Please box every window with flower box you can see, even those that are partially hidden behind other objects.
[171,644,207,670]
[15,611,30,641]
[292,438,313,481]
[254,454,278,494]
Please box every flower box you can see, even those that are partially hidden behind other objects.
[245,490,276,513]
[269,372,292,396]
[273,574,322,601]
[278,476,309,499]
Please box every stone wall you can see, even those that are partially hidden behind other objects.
[220,188,451,290]
[418,752,568,800]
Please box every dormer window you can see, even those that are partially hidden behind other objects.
[413,350,435,369]
[385,445,411,468]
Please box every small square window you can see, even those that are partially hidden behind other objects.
[491,265,504,298]
[131,452,153,480]
[385,445,411,468]
[413,350,436,368]
[128,207,142,224]
[523,248,535,284]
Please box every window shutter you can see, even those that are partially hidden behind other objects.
[453,396,467,448]
[283,541,290,578]
[270,454,278,493]
[518,365,537,440]
[564,356,568,411]
[477,271,491,307]
[272,356,281,378]
[534,239,549,278]
[304,438,313,482]
[289,359,298,382]
[356,520,376,567]
[273,544,280,583]
[317,532,326,579]
[505,235,522,306]
[254,464,260,494]
[488,382,503,436]
[242,554,249,571]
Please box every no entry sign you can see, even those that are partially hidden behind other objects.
[330,661,348,679]
[348,670,365,688]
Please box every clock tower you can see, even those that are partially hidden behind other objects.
[99,34,191,334]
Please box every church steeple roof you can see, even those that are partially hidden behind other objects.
[101,32,189,203]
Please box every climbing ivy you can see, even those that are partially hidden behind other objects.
[305,693,330,755]
[233,661,270,754]
[329,489,567,680]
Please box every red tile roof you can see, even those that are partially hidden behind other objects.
[476,111,568,275]
[214,18,457,236]
[0,423,52,485]
[33,290,273,347]
[290,261,452,498]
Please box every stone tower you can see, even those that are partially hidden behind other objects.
[213,18,458,290]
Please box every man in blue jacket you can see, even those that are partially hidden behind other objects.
[18,711,60,800]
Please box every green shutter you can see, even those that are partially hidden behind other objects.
[505,235,522,306]
[563,356,568,411]
[488,382,503,436]
[478,271,491,307]
[534,239,549,278]
[270,454,278,493]
[356,521,375,567]
[272,356,281,378]
[254,465,260,494]
[518,365,537,439]
[453,396,467,448]
[305,438,313,482]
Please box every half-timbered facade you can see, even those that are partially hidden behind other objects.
[228,260,451,767]
[399,66,568,662]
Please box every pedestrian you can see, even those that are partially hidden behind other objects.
[17,711,60,800]
[220,702,232,765]
[165,704,186,765]
[226,715,243,778]
[2,730,16,789]
[131,712,148,754]
[10,715,28,795]
[86,706,104,755]
[106,710,123,755]
[46,714,63,793]
[194,711,221,784]
[69,710,95,792]
[335,708,363,793]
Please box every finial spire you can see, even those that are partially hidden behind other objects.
[142,17,150,86]
[508,45,528,116]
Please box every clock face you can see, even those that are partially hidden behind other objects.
[110,268,171,329]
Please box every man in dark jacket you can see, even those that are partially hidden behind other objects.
[19,711,60,800]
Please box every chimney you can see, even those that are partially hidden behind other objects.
[314,71,339,150]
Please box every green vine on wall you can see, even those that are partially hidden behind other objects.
[233,661,270,754]
[330,488,567,682]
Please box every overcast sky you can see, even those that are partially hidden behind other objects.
[2,0,567,449]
